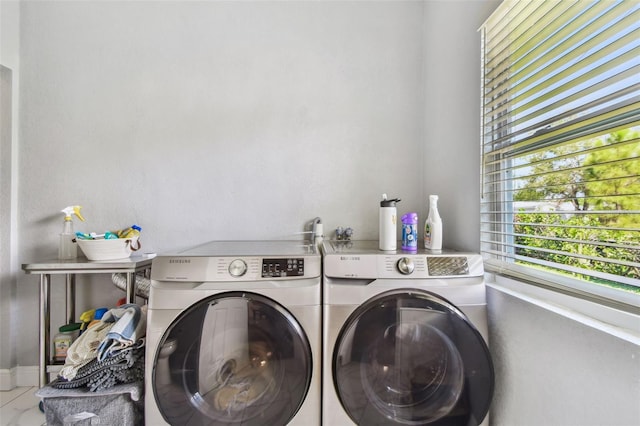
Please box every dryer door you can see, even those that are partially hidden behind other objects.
[333,289,493,426]
[152,291,312,426]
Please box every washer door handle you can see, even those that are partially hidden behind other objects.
[397,257,415,275]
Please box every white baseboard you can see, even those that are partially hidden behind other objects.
[0,367,16,390]
[0,366,39,389]
[0,365,55,391]
[16,365,39,387]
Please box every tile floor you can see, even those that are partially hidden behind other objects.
[0,387,45,426]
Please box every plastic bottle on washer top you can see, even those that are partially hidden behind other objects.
[379,194,401,251]
[424,195,442,251]
[401,212,418,251]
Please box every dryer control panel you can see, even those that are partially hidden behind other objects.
[152,255,319,281]
[262,258,304,278]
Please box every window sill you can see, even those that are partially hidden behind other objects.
[486,273,640,345]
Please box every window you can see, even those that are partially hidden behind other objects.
[480,0,640,311]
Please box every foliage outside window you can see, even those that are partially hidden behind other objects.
[480,0,639,310]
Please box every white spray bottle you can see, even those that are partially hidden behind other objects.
[59,206,85,260]
[424,195,442,251]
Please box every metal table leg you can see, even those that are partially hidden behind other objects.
[39,274,51,387]
[65,273,76,325]
[125,272,136,303]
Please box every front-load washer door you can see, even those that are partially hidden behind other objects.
[152,291,313,426]
[333,289,494,426]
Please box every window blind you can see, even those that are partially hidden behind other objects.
[480,0,640,306]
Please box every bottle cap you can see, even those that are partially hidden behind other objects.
[402,212,418,224]
[59,322,82,332]
[380,194,401,207]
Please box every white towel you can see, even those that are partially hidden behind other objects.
[60,321,114,380]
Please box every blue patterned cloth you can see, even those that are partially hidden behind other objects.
[97,304,147,362]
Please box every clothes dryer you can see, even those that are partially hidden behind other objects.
[322,240,493,426]
[145,241,321,426]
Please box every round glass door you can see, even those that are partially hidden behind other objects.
[333,289,493,426]
[153,291,312,426]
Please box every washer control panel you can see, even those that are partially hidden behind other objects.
[324,253,483,279]
[426,256,470,276]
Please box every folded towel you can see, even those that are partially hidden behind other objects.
[97,304,147,362]
[60,321,114,380]
[53,341,145,392]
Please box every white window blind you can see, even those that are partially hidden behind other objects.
[480,0,640,309]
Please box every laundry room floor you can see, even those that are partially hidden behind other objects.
[0,387,45,426]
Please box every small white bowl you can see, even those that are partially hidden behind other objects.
[77,237,140,261]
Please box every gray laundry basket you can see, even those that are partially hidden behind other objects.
[35,381,143,425]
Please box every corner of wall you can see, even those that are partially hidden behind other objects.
[0,0,20,374]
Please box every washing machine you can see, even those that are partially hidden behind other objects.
[322,240,494,426]
[145,240,321,426]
